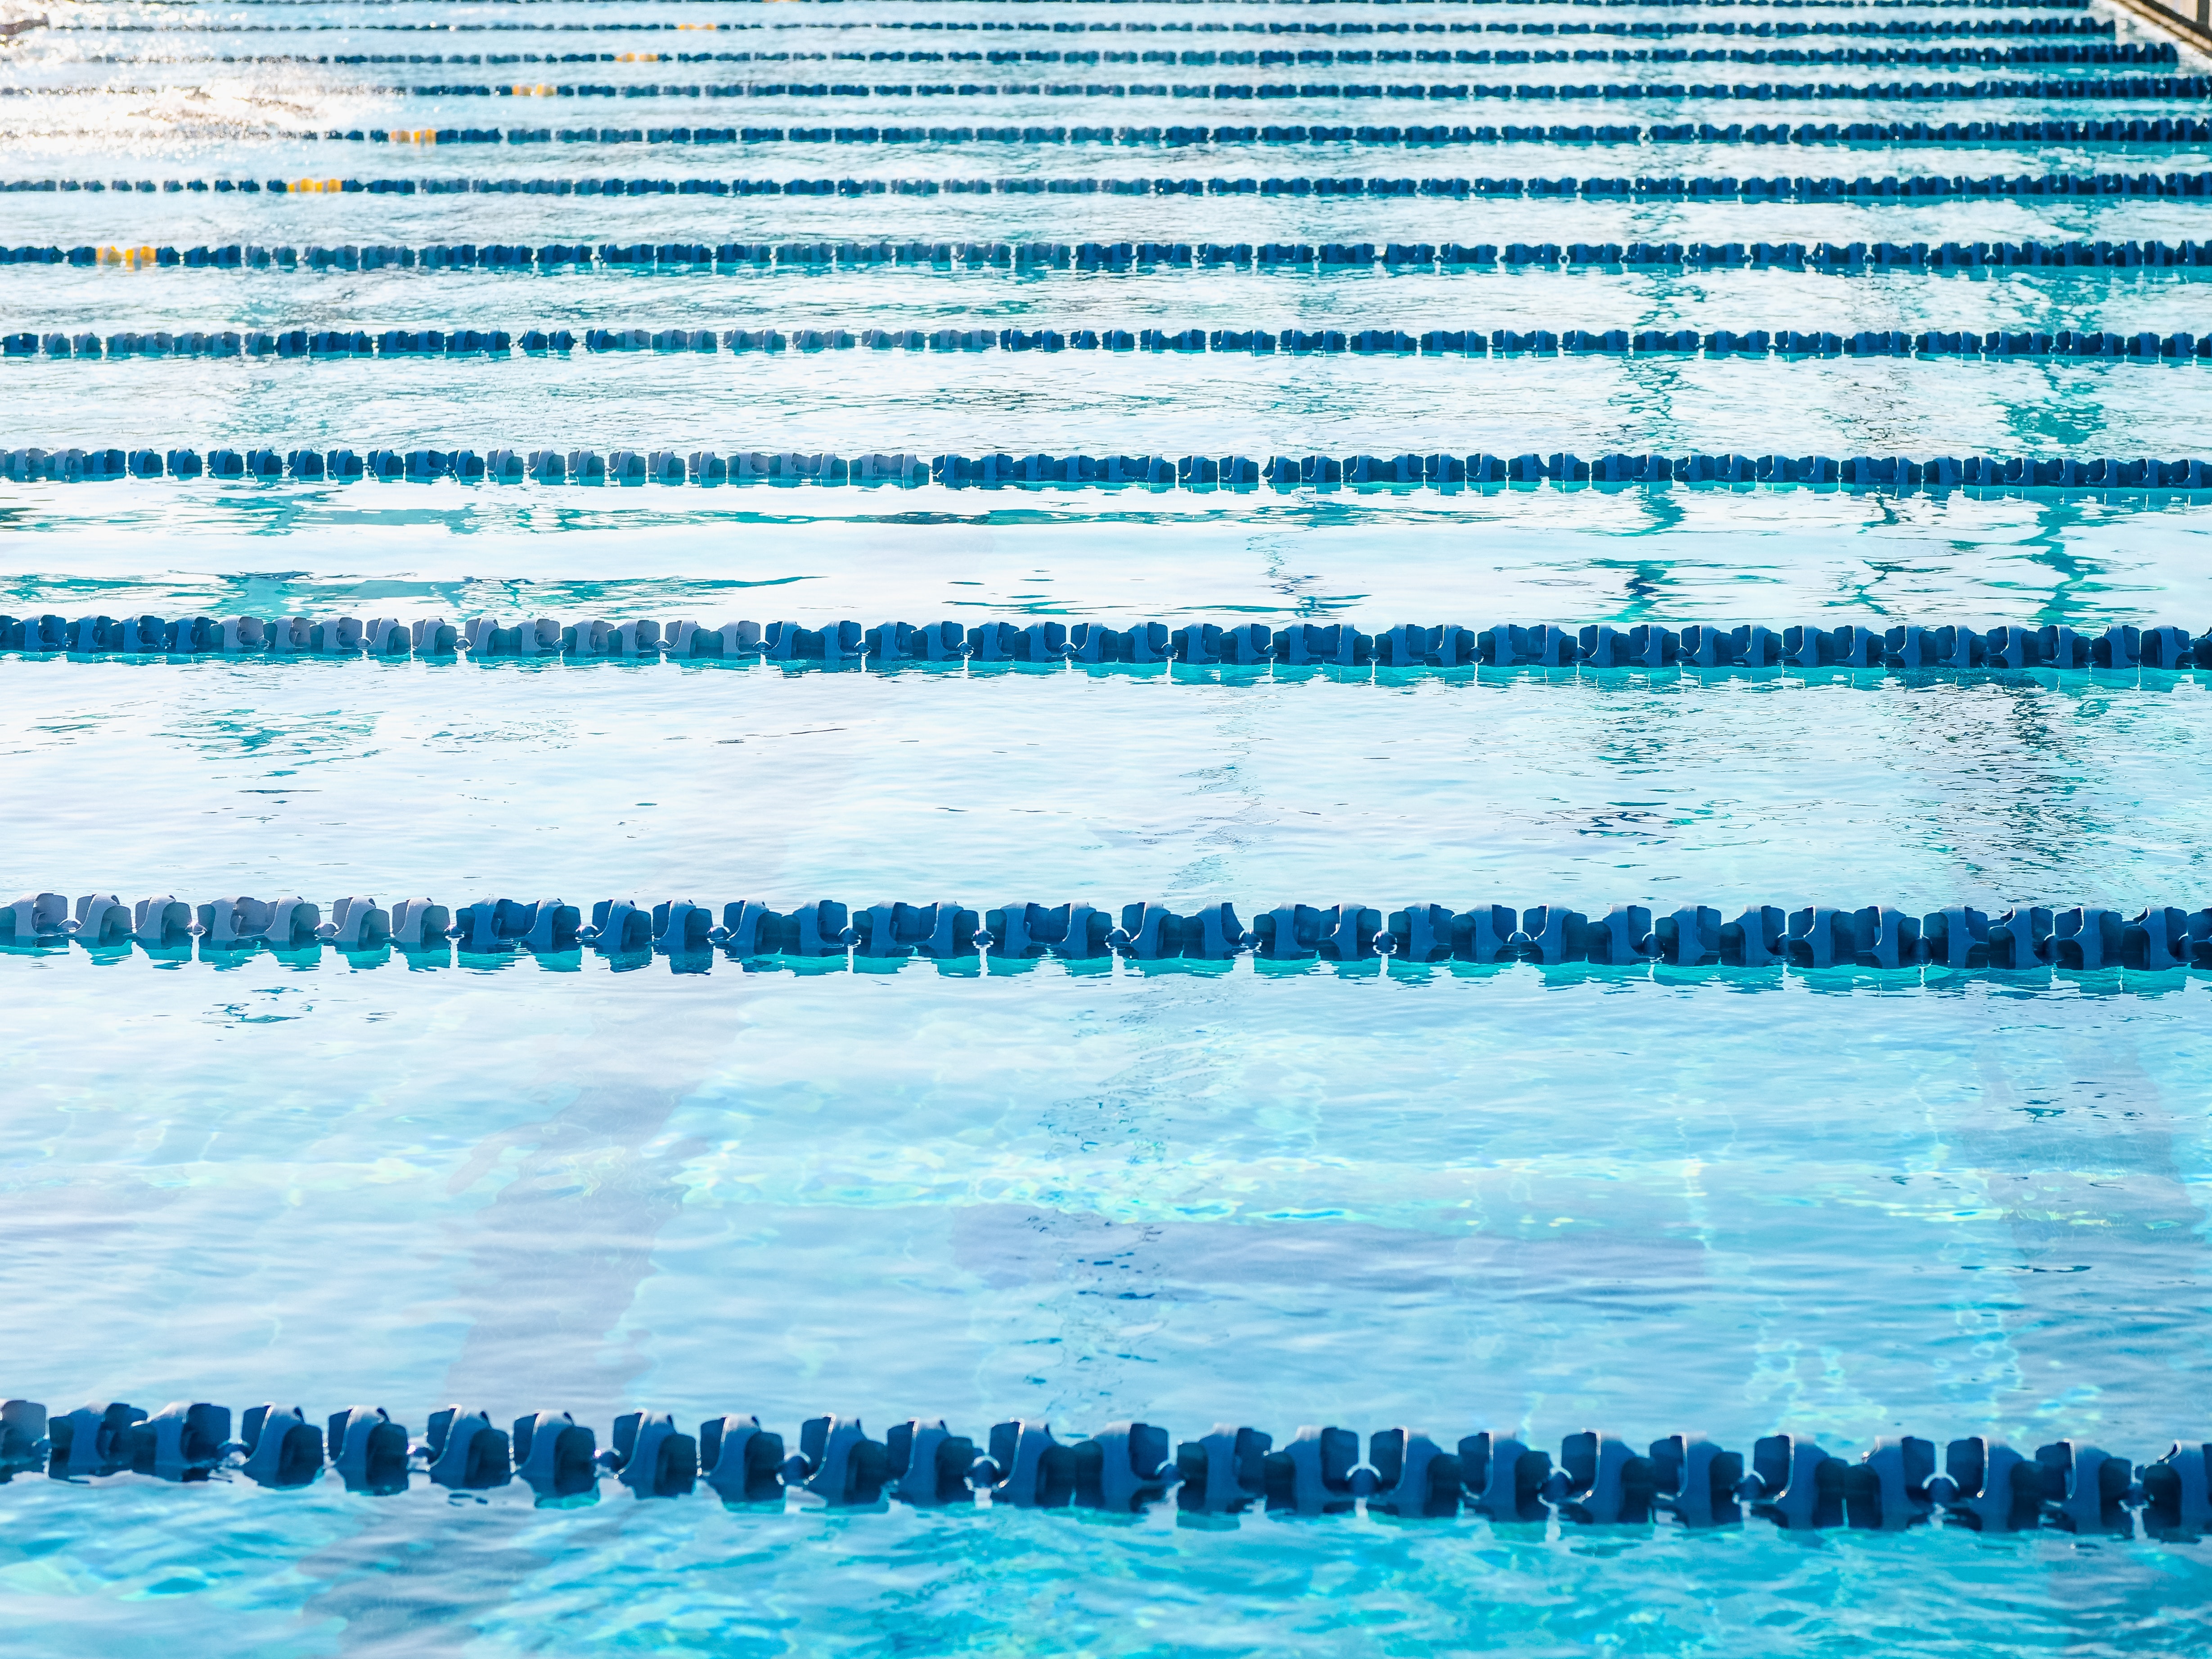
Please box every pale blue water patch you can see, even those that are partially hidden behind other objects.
[14,200,2212,275]
[7,488,2212,603]
[1,953,2210,1656]
[10,324,2212,458]
[0,646,2209,906]
[1,954,2208,1442]
[22,182,2212,244]
[11,130,2212,185]
[3,1475,2208,1658]
[22,131,2204,171]
[19,266,2212,342]
[21,477,2212,617]
[13,279,2212,460]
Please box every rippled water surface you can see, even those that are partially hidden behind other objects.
[5,3,2212,1656]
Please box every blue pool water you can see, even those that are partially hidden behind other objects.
[6,3,2212,1655]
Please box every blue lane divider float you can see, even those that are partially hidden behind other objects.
[22,237,2212,274]
[50,3,2122,36]
[9,447,2212,493]
[4,614,2208,670]
[46,44,2174,70]
[12,612,2212,668]
[9,612,2212,679]
[14,324,2212,364]
[21,166,2212,198]
[3,1397,2208,1538]
[4,892,2208,971]
[282,117,2212,148]
[31,74,2189,103]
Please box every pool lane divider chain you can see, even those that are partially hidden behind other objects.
[31,166,2212,199]
[54,46,2172,74]
[25,73,2194,103]
[35,3,2132,31]
[38,37,2164,70]
[6,614,2210,672]
[15,324,2212,365]
[286,116,2212,147]
[1,1399,2205,1539]
[7,894,2208,974]
[22,236,2212,274]
[13,446,2212,491]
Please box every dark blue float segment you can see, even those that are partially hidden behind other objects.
[39,322,2212,365]
[6,1397,2207,1539]
[6,615,2210,674]
[21,236,2212,275]
[4,892,2209,972]
[11,449,2212,495]
[22,167,2212,201]
[164,108,2212,151]
[99,72,2201,103]
[39,15,2131,69]
[22,38,2161,86]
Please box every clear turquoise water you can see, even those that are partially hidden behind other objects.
[6,4,2212,1656]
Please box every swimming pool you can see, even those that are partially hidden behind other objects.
[4,3,2212,1655]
